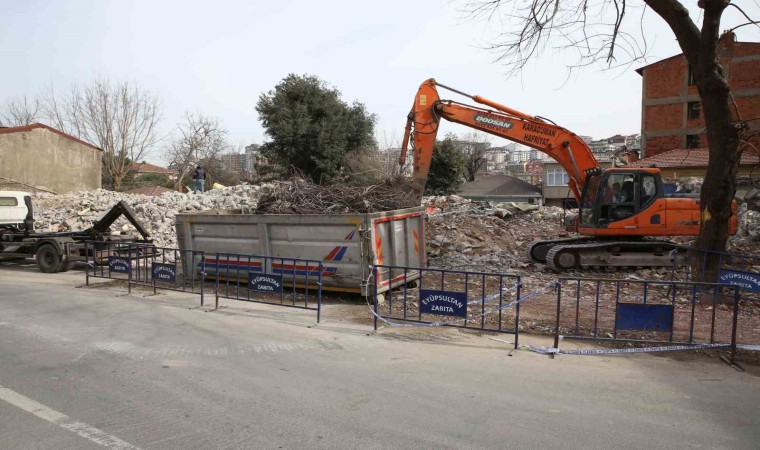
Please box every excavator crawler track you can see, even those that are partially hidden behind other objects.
[530,237,596,263]
[545,240,686,271]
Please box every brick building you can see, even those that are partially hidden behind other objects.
[637,32,760,157]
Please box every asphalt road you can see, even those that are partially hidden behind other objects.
[1,265,759,449]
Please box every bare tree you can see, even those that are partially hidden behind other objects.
[164,112,229,191]
[463,0,758,278]
[41,78,162,190]
[454,131,492,181]
[0,94,40,126]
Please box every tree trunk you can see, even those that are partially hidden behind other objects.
[642,0,741,283]
[692,75,741,282]
[112,174,123,192]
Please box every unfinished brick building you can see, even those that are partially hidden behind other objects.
[637,32,760,158]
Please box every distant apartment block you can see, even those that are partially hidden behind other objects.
[219,144,263,179]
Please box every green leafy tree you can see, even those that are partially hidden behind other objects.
[256,74,377,184]
[425,136,465,195]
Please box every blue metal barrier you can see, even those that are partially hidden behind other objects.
[207,252,322,322]
[84,241,153,284]
[553,277,753,363]
[128,244,206,305]
[673,245,760,301]
[372,264,521,348]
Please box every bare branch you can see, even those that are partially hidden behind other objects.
[163,112,229,191]
[464,0,652,77]
[643,0,701,64]
[0,94,40,126]
[726,2,760,30]
[41,78,163,190]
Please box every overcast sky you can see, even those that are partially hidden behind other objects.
[2,0,758,164]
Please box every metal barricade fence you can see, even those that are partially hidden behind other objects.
[673,245,760,303]
[84,241,153,284]
[553,277,755,362]
[372,264,522,348]
[127,244,206,304]
[207,252,323,322]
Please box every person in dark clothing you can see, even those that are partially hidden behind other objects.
[193,165,206,193]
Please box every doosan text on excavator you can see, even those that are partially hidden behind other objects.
[399,78,737,270]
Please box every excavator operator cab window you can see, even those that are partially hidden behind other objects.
[599,173,636,224]
[640,174,657,208]
[579,174,600,228]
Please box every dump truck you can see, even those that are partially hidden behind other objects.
[0,191,151,273]
[175,207,425,297]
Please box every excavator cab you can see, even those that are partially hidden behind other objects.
[578,169,664,230]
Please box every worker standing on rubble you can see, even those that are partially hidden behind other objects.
[193,165,206,193]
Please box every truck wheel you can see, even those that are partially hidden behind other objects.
[36,244,63,273]
[59,260,75,272]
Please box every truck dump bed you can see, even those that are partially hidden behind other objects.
[175,207,425,296]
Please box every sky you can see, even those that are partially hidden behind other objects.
[1,0,758,164]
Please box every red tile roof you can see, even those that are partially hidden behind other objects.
[0,123,101,151]
[132,162,174,175]
[627,148,760,169]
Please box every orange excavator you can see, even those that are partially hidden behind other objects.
[400,79,737,270]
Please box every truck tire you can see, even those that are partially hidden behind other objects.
[58,260,75,272]
[36,244,63,273]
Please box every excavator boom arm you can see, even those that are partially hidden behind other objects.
[401,79,600,200]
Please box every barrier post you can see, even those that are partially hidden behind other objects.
[552,282,562,359]
[317,261,323,324]
[85,242,90,286]
[152,248,157,295]
[200,253,205,307]
[127,244,132,295]
[730,287,740,364]
[214,253,220,310]
[373,266,379,331]
[514,277,521,350]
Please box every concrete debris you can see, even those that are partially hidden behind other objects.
[423,193,760,287]
[31,185,262,248]
[665,177,703,193]
[25,184,760,281]
[666,176,760,214]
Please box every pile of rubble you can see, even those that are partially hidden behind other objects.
[27,178,760,279]
[422,193,760,282]
[668,177,703,193]
[423,194,566,273]
[32,185,263,248]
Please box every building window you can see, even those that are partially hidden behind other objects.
[687,66,696,86]
[686,134,701,149]
[547,168,569,186]
[687,101,701,119]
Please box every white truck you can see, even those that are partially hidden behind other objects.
[0,191,33,231]
[0,191,151,273]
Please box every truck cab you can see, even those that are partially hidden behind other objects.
[0,191,33,232]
